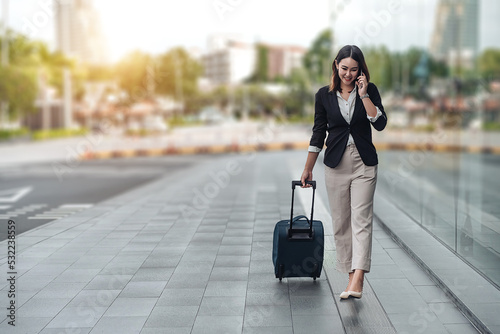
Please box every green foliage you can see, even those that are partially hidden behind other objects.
[32,128,88,141]
[155,47,203,100]
[114,50,153,103]
[483,121,500,132]
[303,29,333,85]
[0,31,85,123]
[282,67,313,118]
[478,48,500,79]
[249,44,269,83]
[363,46,393,91]
[0,65,38,119]
[0,127,29,140]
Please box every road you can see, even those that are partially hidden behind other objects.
[0,155,210,241]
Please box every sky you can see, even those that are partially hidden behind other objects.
[5,0,500,63]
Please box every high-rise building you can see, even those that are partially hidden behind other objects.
[430,0,479,71]
[55,0,108,64]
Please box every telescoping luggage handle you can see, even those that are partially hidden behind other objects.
[289,180,316,238]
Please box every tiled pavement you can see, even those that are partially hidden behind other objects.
[0,151,482,333]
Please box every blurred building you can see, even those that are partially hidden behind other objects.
[430,0,479,71]
[203,35,256,86]
[202,35,306,87]
[55,0,108,64]
[265,44,306,80]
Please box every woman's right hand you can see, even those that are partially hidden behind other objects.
[300,170,313,188]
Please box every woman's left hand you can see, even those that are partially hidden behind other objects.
[356,73,368,96]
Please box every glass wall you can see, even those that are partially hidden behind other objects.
[377,131,500,287]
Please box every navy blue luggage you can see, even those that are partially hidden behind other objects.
[272,180,324,281]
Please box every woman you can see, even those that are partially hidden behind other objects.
[300,45,387,299]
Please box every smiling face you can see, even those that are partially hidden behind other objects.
[336,57,360,89]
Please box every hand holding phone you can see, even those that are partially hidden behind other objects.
[357,70,364,89]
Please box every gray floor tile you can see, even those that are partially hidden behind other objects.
[191,315,243,334]
[0,317,52,333]
[368,264,407,279]
[90,316,147,334]
[430,302,474,324]
[17,297,71,317]
[376,293,429,314]
[244,305,292,327]
[198,296,246,316]
[415,285,450,303]
[166,275,209,289]
[15,275,54,291]
[141,257,181,268]
[54,268,102,282]
[218,245,252,255]
[214,255,251,267]
[40,327,92,334]
[368,278,420,296]
[46,306,108,328]
[222,236,253,245]
[287,279,331,296]
[119,281,167,298]
[173,261,214,274]
[210,266,249,281]
[401,267,435,286]
[84,274,132,290]
[246,280,289,295]
[245,292,290,306]
[34,282,86,299]
[99,262,142,275]
[140,328,192,334]
[444,323,480,334]
[157,288,204,307]
[224,228,253,236]
[293,315,344,334]
[290,295,338,316]
[131,267,175,282]
[67,289,121,308]
[242,327,293,334]
[144,306,198,328]
[104,297,157,316]
[249,260,275,274]
[204,281,248,297]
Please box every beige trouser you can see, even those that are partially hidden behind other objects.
[324,144,377,273]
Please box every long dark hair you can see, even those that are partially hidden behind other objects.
[329,45,370,93]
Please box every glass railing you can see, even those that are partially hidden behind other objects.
[377,130,500,288]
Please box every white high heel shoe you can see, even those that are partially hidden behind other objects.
[348,290,362,299]
[339,291,350,299]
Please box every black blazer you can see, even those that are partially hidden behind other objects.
[309,83,387,168]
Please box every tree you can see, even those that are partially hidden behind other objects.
[248,44,269,83]
[282,67,312,118]
[303,29,333,85]
[155,47,203,101]
[114,50,153,103]
[0,65,37,120]
[478,48,500,80]
[363,46,393,92]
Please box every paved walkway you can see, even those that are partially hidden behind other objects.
[0,151,479,333]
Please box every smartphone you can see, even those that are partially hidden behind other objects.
[357,70,363,88]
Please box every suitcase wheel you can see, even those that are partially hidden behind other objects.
[278,264,284,282]
[313,277,317,281]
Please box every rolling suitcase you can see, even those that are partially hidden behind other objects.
[272,180,324,281]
